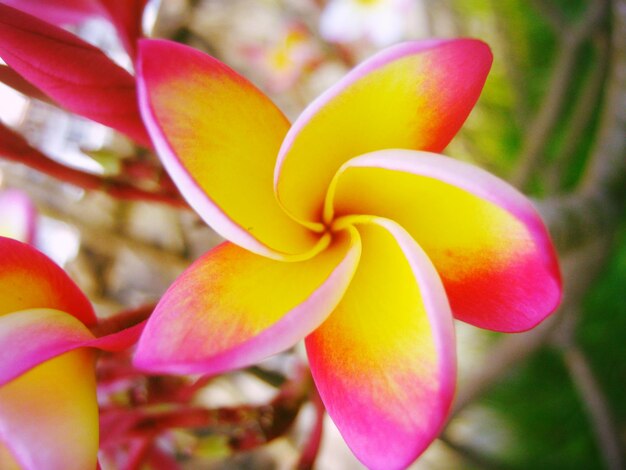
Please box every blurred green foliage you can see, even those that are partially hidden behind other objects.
[453,0,606,194]
[482,225,626,469]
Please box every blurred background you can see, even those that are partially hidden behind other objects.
[0,0,624,468]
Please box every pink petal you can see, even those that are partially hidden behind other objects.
[328,149,562,332]
[306,218,455,470]
[0,0,99,24]
[0,64,54,104]
[0,308,144,387]
[134,230,361,375]
[0,308,93,386]
[275,38,492,225]
[0,237,96,325]
[0,4,151,146]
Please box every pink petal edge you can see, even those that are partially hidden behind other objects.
[306,217,456,470]
[335,149,562,330]
[133,231,361,375]
[0,308,146,386]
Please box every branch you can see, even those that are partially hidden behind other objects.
[91,303,156,337]
[512,0,609,189]
[124,365,312,451]
[529,0,567,32]
[296,384,325,470]
[452,313,561,416]
[553,315,625,470]
[544,32,610,192]
[0,122,187,208]
[439,434,508,470]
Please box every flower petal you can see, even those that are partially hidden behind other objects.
[306,218,455,470]
[0,308,143,386]
[134,230,361,375]
[0,4,151,146]
[0,189,36,243]
[275,38,492,225]
[0,309,93,386]
[0,237,95,325]
[137,39,319,258]
[0,349,98,470]
[0,64,54,104]
[98,0,148,57]
[328,150,562,332]
[0,0,98,24]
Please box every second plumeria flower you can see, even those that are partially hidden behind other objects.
[320,0,414,46]
[0,237,144,469]
[133,38,561,469]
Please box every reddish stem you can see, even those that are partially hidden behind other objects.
[91,303,156,337]
[0,123,187,208]
[296,384,326,470]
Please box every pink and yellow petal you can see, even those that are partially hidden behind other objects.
[137,39,319,258]
[0,189,36,243]
[306,218,455,470]
[275,38,492,225]
[134,230,361,375]
[0,308,94,386]
[328,150,561,332]
[0,349,98,470]
[0,237,95,325]
[0,443,21,470]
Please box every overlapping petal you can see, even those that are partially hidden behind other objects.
[0,189,36,243]
[0,4,151,146]
[0,349,98,470]
[135,230,361,375]
[0,309,93,386]
[326,150,561,332]
[0,64,54,104]
[97,0,148,58]
[137,39,320,257]
[0,237,95,325]
[0,308,145,386]
[306,218,455,470]
[0,0,148,57]
[275,38,492,225]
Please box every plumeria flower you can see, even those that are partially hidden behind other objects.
[0,0,148,57]
[0,189,36,243]
[320,0,413,47]
[0,237,143,469]
[133,38,561,469]
[243,21,323,92]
